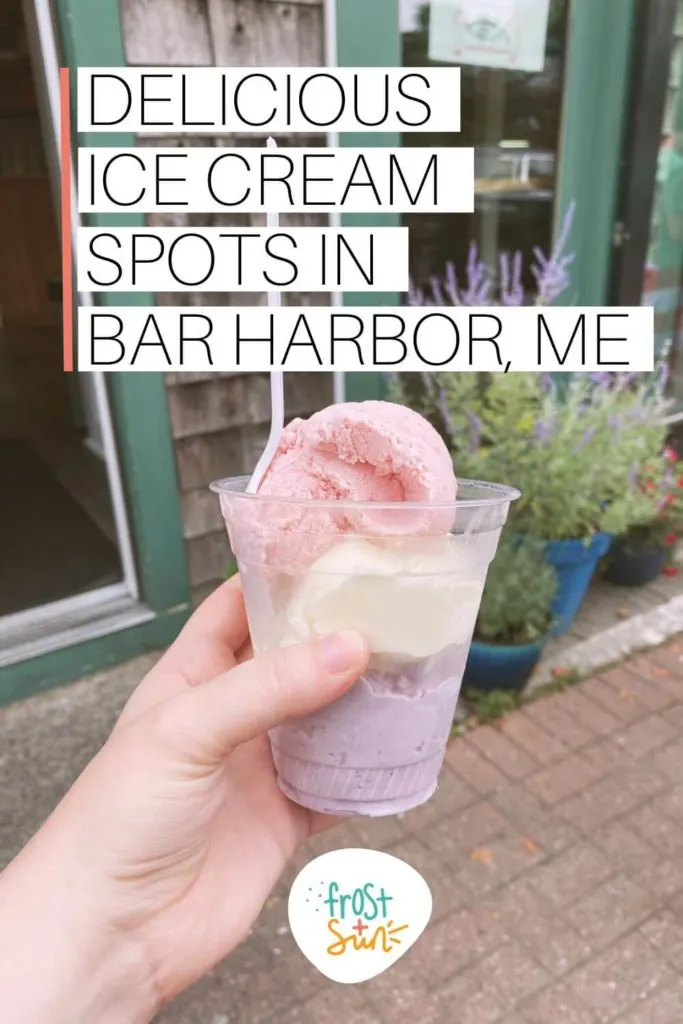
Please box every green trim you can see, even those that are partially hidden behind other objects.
[55,0,191,614]
[0,609,187,708]
[337,0,400,401]
[554,0,637,304]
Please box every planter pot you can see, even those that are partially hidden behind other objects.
[463,637,546,694]
[544,532,613,636]
[604,541,667,587]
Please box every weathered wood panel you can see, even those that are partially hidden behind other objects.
[121,0,329,593]
[122,0,214,65]
[181,487,224,539]
[208,0,323,67]
[166,376,248,439]
[187,531,232,587]
[175,427,246,490]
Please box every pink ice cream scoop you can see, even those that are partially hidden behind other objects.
[243,400,457,572]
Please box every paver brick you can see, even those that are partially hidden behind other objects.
[651,738,683,784]
[528,840,613,909]
[623,803,683,857]
[464,727,537,780]
[628,855,683,901]
[522,919,592,979]
[498,710,568,765]
[615,978,683,1024]
[456,832,545,900]
[276,988,383,1024]
[444,739,508,794]
[650,784,683,826]
[522,983,597,1024]
[477,941,551,1004]
[640,912,683,971]
[523,695,596,750]
[580,676,649,724]
[421,801,512,863]
[562,874,651,950]
[662,703,683,730]
[605,667,674,713]
[630,653,683,702]
[555,687,622,736]
[525,754,601,806]
[350,813,407,850]
[557,777,650,835]
[435,961,508,1024]
[610,715,678,760]
[398,764,476,831]
[589,820,653,872]
[567,933,674,1023]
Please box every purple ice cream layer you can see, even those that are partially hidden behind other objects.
[269,645,467,816]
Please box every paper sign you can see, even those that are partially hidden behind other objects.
[288,849,432,984]
[429,0,552,73]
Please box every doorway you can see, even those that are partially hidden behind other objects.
[0,2,126,622]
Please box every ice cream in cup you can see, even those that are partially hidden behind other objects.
[211,401,519,818]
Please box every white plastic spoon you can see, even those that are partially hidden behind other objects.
[246,137,285,494]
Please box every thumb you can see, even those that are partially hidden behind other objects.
[150,631,370,764]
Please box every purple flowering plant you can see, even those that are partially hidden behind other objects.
[392,205,674,541]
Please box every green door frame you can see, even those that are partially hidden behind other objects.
[554,0,638,305]
[336,0,400,402]
[1,0,191,705]
[337,0,638,401]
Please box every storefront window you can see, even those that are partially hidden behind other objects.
[642,0,683,417]
[401,0,569,297]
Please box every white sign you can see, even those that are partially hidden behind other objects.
[287,849,433,984]
[428,0,552,73]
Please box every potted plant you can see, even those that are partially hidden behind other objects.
[392,207,673,633]
[604,447,683,586]
[463,535,558,693]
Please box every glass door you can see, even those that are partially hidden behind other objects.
[400,0,570,297]
[0,0,137,634]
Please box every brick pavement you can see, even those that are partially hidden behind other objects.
[159,641,683,1024]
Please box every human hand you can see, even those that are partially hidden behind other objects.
[0,577,369,1022]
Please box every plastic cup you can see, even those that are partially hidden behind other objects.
[211,476,520,818]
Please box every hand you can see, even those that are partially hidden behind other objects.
[0,577,369,1022]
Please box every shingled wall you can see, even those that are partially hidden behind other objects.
[121,0,334,604]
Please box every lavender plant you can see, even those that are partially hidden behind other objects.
[392,204,673,541]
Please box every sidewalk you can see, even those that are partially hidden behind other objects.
[1,644,682,1023]
[160,642,683,1024]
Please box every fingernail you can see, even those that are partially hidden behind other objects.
[320,631,366,674]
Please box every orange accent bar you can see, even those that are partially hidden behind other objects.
[60,67,73,372]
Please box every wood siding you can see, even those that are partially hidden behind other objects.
[120,0,333,603]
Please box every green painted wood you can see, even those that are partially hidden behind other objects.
[0,609,187,708]
[56,0,191,614]
[553,0,638,305]
[336,0,401,401]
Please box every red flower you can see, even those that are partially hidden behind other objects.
[662,565,680,577]
[678,475,683,488]
[665,447,679,462]
[666,532,678,545]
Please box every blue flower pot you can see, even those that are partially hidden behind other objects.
[463,638,546,694]
[544,533,613,636]
[604,542,667,587]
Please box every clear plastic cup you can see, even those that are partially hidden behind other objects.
[210,476,520,818]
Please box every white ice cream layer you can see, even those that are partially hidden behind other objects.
[281,536,486,659]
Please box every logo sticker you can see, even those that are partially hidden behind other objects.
[287,848,433,984]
